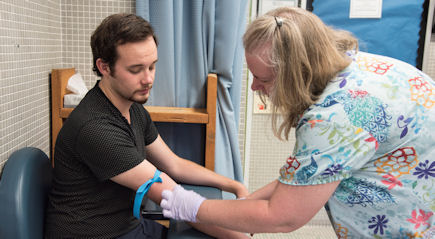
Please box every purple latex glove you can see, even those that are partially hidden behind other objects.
[160,185,206,222]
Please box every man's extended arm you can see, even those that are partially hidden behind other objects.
[145,135,248,198]
[111,135,250,238]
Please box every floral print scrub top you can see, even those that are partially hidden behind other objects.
[279,51,435,238]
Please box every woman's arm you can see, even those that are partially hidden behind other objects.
[189,223,250,239]
[245,180,279,200]
[162,180,340,233]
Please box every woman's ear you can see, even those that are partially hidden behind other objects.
[96,58,110,76]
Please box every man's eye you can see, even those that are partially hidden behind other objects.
[150,63,157,71]
[129,69,141,74]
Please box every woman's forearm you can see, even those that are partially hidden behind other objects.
[196,199,298,233]
[195,181,340,233]
[190,223,250,239]
[245,180,278,200]
[160,180,339,234]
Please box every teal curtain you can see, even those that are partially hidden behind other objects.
[136,0,247,181]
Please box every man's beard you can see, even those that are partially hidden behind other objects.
[135,98,148,104]
[128,94,149,104]
[128,88,151,104]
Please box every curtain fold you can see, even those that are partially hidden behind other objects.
[212,0,247,181]
[136,0,247,181]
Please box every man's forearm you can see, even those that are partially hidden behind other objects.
[170,158,248,197]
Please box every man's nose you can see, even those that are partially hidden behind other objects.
[141,70,153,85]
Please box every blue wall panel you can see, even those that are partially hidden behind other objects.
[312,0,424,66]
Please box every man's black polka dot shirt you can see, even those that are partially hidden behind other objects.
[45,81,158,238]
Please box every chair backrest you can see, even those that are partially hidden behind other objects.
[0,147,52,239]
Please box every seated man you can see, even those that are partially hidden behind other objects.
[44,13,248,239]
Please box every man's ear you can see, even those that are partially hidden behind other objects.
[96,58,111,76]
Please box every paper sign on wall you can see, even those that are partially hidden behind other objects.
[350,0,383,19]
[260,0,297,15]
[253,93,273,114]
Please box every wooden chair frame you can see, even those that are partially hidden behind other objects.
[50,68,216,171]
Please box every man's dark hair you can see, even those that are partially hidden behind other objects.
[91,13,158,76]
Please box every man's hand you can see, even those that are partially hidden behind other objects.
[160,185,206,222]
[232,181,249,199]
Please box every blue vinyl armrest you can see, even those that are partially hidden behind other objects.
[0,147,52,239]
[167,184,223,239]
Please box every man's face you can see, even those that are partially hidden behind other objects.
[107,36,158,104]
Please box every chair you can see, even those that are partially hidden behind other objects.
[0,147,52,239]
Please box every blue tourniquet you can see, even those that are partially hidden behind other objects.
[133,169,162,219]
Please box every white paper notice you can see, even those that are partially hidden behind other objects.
[253,93,272,114]
[349,0,382,19]
[260,0,297,15]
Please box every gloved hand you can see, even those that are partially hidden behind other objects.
[160,185,206,223]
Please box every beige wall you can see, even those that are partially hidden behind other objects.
[426,40,435,77]
[60,0,135,89]
[0,0,62,168]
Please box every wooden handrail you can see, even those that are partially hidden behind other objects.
[59,106,208,124]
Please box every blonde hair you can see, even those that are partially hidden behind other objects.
[243,7,358,140]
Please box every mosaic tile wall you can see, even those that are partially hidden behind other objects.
[60,0,135,89]
[0,0,62,168]
[0,0,135,169]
